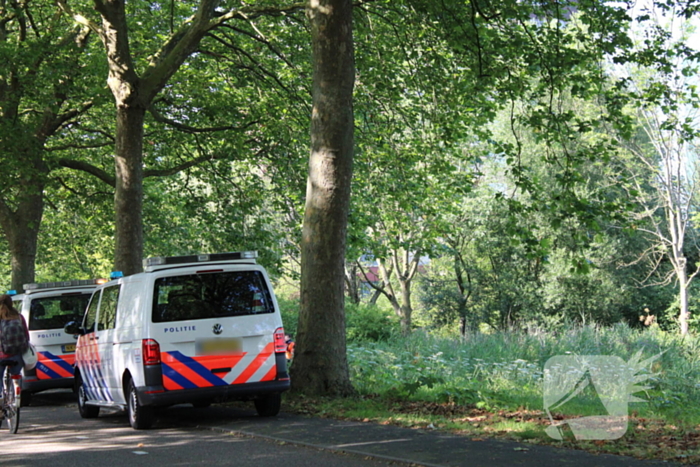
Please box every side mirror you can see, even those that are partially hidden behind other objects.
[64,321,83,336]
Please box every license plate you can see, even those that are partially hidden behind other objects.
[62,344,76,353]
[196,338,242,356]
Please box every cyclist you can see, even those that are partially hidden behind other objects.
[0,294,29,418]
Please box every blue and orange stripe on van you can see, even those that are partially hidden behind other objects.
[36,352,75,379]
[161,342,276,391]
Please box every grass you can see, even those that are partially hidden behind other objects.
[282,324,700,464]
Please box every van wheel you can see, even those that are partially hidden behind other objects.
[192,400,212,409]
[127,379,154,429]
[254,393,281,417]
[77,374,99,419]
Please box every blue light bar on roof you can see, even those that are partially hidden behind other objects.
[6,290,17,296]
[23,278,105,291]
[143,251,258,269]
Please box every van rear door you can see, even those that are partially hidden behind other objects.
[150,269,280,391]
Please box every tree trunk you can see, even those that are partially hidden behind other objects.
[113,104,145,275]
[94,0,218,276]
[0,189,43,291]
[678,264,689,336]
[368,288,382,305]
[344,261,361,304]
[7,213,41,291]
[292,0,354,396]
[399,279,412,334]
[0,147,47,290]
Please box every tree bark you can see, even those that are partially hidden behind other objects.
[678,263,689,336]
[292,0,355,396]
[391,250,420,335]
[0,160,45,291]
[399,279,412,334]
[113,104,146,275]
[0,3,92,289]
[344,261,361,304]
[93,0,219,274]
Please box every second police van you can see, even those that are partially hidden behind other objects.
[66,251,290,429]
[12,279,103,405]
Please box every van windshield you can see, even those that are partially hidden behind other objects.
[152,270,274,323]
[29,294,92,331]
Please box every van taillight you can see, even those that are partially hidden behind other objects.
[274,327,286,353]
[143,339,161,365]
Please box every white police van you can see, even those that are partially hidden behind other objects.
[11,280,103,405]
[67,251,290,430]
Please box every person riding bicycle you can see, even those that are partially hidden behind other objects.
[0,294,29,418]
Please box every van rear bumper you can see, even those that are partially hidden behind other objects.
[136,379,291,407]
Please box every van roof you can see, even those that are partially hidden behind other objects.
[142,251,258,273]
[23,279,106,295]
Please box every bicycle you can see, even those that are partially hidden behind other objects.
[0,360,21,434]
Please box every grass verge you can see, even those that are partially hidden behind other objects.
[282,324,700,464]
[281,393,700,464]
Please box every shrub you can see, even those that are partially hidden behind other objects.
[277,295,299,338]
[346,302,400,342]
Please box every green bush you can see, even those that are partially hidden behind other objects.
[277,295,299,338]
[276,294,399,342]
[346,302,400,342]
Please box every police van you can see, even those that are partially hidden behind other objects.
[66,251,290,430]
[11,280,103,405]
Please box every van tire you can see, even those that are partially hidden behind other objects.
[127,379,155,429]
[254,393,281,417]
[77,374,99,419]
[20,392,32,407]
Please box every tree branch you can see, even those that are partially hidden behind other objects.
[143,153,220,178]
[57,159,116,187]
[148,105,260,134]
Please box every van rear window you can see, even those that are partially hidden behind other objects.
[28,294,92,331]
[152,271,274,323]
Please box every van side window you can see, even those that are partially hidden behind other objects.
[84,292,100,333]
[98,285,120,331]
[152,271,274,323]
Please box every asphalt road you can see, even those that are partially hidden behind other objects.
[0,391,395,467]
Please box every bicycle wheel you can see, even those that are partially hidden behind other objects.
[3,368,19,434]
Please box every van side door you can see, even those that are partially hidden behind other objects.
[77,291,109,402]
[95,284,122,402]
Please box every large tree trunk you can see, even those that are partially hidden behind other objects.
[0,187,44,291]
[0,146,47,290]
[113,105,145,275]
[93,0,218,275]
[292,0,354,396]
